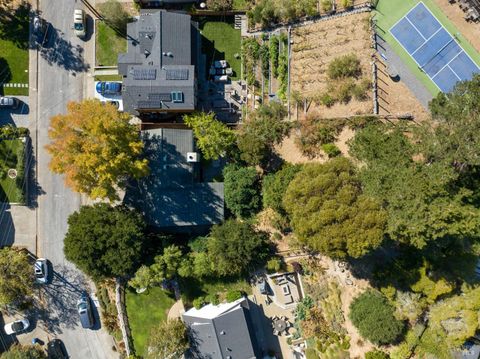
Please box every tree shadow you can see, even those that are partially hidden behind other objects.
[0,203,14,246]
[39,26,90,73]
[0,58,13,94]
[37,264,89,333]
[0,3,30,50]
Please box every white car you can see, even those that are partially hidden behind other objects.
[4,319,30,335]
[34,258,48,284]
[73,9,86,38]
[214,75,228,82]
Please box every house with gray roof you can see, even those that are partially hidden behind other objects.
[118,10,197,117]
[124,128,224,231]
[182,297,261,359]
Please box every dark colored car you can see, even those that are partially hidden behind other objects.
[77,295,94,329]
[47,339,68,359]
[33,16,48,43]
[95,82,121,95]
[0,96,19,109]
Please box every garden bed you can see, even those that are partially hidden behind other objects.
[0,138,26,204]
[125,286,175,357]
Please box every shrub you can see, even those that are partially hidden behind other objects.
[270,35,279,77]
[352,78,371,101]
[226,290,243,302]
[205,293,220,305]
[318,92,336,107]
[327,54,362,79]
[333,78,356,103]
[193,296,206,309]
[266,257,282,272]
[349,290,404,345]
[341,0,354,8]
[320,0,333,12]
[262,164,302,214]
[206,0,233,11]
[365,349,390,359]
[321,143,341,158]
[0,125,29,140]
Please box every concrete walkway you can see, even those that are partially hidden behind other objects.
[375,33,434,108]
[167,299,185,321]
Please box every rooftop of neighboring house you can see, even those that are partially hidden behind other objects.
[182,297,261,359]
[123,128,224,230]
[118,10,196,116]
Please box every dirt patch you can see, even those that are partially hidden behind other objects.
[375,58,430,122]
[291,12,374,118]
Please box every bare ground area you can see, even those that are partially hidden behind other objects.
[275,125,356,164]
[375,57,430,122]
[291,12,374,118]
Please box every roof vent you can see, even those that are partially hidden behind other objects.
[167,52,173,57]
[220,331,226,335]
[187,152,200,163]
[144,49,151,57]
[162,52,167,56]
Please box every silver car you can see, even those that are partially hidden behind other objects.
[0,96,19,109]
[34,258,48,284]
[77,294,94,329]
[73,9,86,38]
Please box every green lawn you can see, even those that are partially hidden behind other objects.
[0,139,25,204]
[0,4,30,96]
[180,276,252,306]
[125,287,175,357]
[94,74,123,82]
[95,21,127,66]
[374,0,480,95]
[199,18,242,80]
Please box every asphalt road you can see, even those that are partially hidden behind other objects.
[35,0,117,357]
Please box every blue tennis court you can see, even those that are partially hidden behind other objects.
[390,2,480,93]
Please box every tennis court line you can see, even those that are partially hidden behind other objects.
[405,16,427,41]
[431,51,463,79]
[448,64,462,81]
[415,1,480,79]
[412,27,443,56]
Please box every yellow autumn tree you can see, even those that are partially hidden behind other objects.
[46,99,149,201]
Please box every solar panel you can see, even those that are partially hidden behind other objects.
[148,93,172,102]
[165,69,189,80]
[136,100,162,109]
[133,68,157,80]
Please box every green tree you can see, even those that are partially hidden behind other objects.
[425,74,480,168]
[145,319,189,359]
[207,220,270,277]
[47,99,149,201]
[0,345,47,359]
[223,164,261,218]
[262,164,302,214]
[349,123,480,248]
[237,101,289,165]
[98,0,131,33]
[184,112,236,160]
[349,290,404,345]
[128,265,154,292]
[284,158,387,258]
[427,286,480,349]
[64,203,145,279]
[0,248,34,306]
